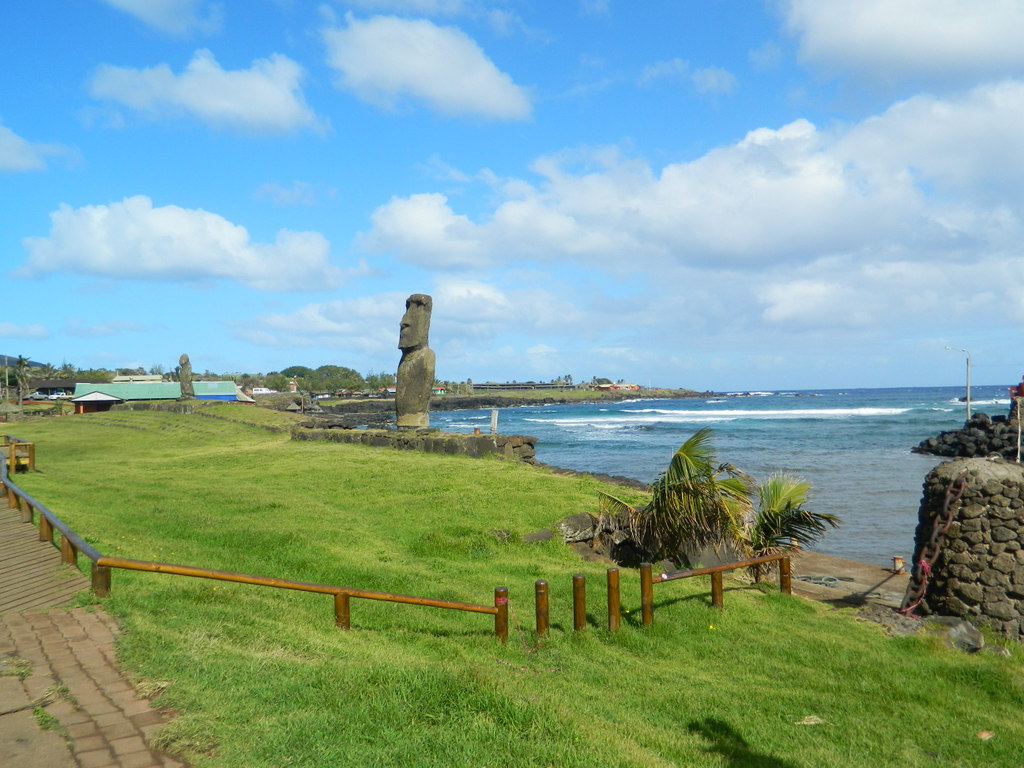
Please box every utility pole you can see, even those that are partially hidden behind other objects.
[946,346,971,420]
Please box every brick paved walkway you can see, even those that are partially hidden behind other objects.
[0,474,187,766]
[1,607,186,768]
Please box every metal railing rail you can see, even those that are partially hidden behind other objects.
[1,436,508,641]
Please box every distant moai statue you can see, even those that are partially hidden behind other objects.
[178,354,195,400]
[396,294,435,429]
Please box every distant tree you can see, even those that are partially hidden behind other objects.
[281,365,313,379]
[58,361,77,379]
[14,356,30,408]
[265,372,289,392]
[35,362,57,380]
[315,365,365,392]
[364,370,396,390]
[77,368,115,383]
[595,377,612,385]
[149,364,165,376]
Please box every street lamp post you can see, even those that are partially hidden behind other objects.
[946,346,971,420]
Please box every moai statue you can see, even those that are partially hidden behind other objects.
[178,353,195,400]
[396,294,435,428]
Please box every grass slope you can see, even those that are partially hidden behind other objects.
[10,406,1024,767]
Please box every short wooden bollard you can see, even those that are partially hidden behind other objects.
[780,557,792,595]
[91,563,111,598]
[607,568,620,632]
[494,586,509,643]
[19,496,31,523]
[711,571,724,609]
[572,574,586,631]
[640,563,654,626]
[535,580,549,637]
[334,593,351,629]
[60,535,77,567]
[39,514,53,545]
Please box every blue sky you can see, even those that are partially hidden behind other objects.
[4,1,1024,390]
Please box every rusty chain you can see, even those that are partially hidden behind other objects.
[898,470,969,615]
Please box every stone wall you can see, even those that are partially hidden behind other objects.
[912,457,1024,639]
[291,427,537,463]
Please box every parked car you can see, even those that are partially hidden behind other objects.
[47,392,68,400]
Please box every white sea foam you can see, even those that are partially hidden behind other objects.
[523,406,910,427]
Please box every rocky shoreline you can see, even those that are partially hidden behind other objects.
[318,389,709,415]
[913,411,1024,460]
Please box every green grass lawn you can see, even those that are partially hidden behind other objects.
[9,406,1024,767]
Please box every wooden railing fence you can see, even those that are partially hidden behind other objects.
[534,556,792,635]
[3,435,796,645]
[0,436,508,641]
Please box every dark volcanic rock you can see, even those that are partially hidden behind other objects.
[913,411,1021,460]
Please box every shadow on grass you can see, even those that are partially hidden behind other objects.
[687,719,797,768]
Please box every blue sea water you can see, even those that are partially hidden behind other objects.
[430,385,1015,567]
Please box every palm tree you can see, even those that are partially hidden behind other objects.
[35,362,57,380]
[746,473,840,581]
[14,356,31,412]
[601,429,840,572]
[602,427,754,566]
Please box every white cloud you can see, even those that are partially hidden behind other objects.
[89,49,322,134]
[580,0,610,16]
[639,59,737,94]
[639,58,689,85]
[783,0,1024,83]
[357,78,1024,346]
[241,278,591,361]
[18,195,343,291]
[322,15,531,120]
[0,123,68,171]
[362,78,1024,275]
[100,0,223,36]
[64,320,147,337]
[343,0,471,14]
[253,181,318,206]
[360,193,488,267]
[691,67,737,95]
[0,322,49,340]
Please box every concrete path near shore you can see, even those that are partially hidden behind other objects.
[791,551,911,608]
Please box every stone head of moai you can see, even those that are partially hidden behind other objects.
[398,293,432,352]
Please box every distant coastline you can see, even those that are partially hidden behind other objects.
[321,388,711,415]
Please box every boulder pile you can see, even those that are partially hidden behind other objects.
[913,412,1024,460]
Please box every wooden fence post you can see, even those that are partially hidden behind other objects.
[607,568,620,632]
[640,563,654,626]
[494,587,509,643]
[91,563,111,598]
[534,580,549,637]
[779,557,792,595]
[572,574,586,631]
[60,535,77,567]
[334,592,351,629]
[19,496,31,523]
[711,571,724,609]
[39,514,53,545]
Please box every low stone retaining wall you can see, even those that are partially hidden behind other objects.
[291,427,537,463]
[913,457,1024,639]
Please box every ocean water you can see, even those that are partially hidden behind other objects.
[430,386,1015,567]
